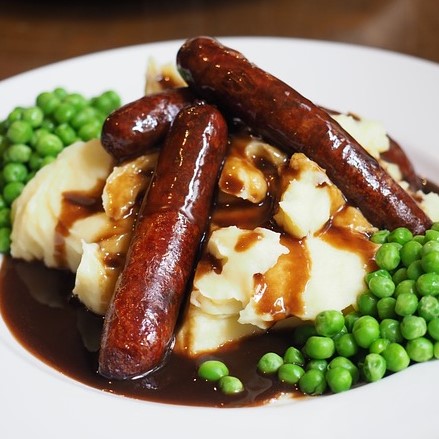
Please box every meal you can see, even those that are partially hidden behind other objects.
[1,36,439,406]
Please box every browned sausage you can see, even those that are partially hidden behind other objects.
[99,103,228,379]
[177,36,432,234]
[101,87,194,162]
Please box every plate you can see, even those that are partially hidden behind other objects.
[1,37,438,439]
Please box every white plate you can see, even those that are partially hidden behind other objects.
[1,37,438,439]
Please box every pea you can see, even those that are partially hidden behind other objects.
[70,106,98,129]
[375,297,396,319]
[298,369,327,395]
[422,240,439,256]
[392,267,408,285]
[6,120,33,144]
[35,133,63,157]
[197,360,229,381]
[369,276,395,298]
[421,251,439,274]
[92,93,116,114]
[325,367,352,393]
[63,93,89,111]
[425,230,439,242]
[22,106,44,128]
[413,235,426,245]
[362,353,386,382]
[387,227,413,246]
[400,240,423,267]
[305,359,328,372]
[303,336,335,360]
[365,268,392,284]
[40,156,56,168]
[283,346,305,366]
[6,107,23,124]
[29,153,44,171]
[427,318,439,341]
[434,342,439,359]
[395,292,418,317]
[53,87,68,99]
[0,208,10,227]
[0,227,11,252]
[3,181,24,205]
[375,243,401,271]
[6,144,32,163]
[416,272,439,296]
[357,292,378,316]
[54,103,76,124]
[417,296,439,321]
[394,279,416,297]
[327,356,359,384]
[257,352,283,374]
[400,315,427,340]
[379,318,403,343]
[433,223,439,232]
[315,310,345,337]
[382,343,410,372]
[407,260,424,280]
[352,315,380,348]
[277,363,305,385]
[292,323,317,347]
[344,311,360,332]
[54,123,77,146]
[370,229,390,244]
[335,333,358,358]
[218,376,244,395]
[78,121,101,141]
[36,92,60,115]
[3,162,28,183]
[406,337,434,362]
[369,338,390,354]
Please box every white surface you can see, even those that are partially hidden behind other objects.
[1,37,438,439]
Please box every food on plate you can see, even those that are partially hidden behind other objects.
[2,37,439,406]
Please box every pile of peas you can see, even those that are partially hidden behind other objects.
[0,88,121,253]
[198,223,439,397]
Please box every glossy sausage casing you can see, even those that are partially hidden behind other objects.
[99,103,228,379]
[101,87,194,162]
[177,36,432,234]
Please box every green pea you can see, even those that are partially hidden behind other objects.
[283,346,305,366]
[325,367,352,393]
[382,342,410,372]
[394,279,416,297]
[305,359,328,372]
[0,208,10,227]
[395,292,418,317]
[425,230,439,242]
[379,318,403,343]
[292,323,317,347]
[427,318,439,341]
[406,337,434,362]
[298,369,327,395]
[357,292,378,316]
[6,107,23,124]
[40,119,55,132]
[22,106,44,128]
[35,133,63,157]
[344,311,360,332]
[6,120,33,144]
[392,267,408,285]
[257,352,283,374]
[416,272,439,296]
[377,297,397,319]
[365,268,392,284]
[3,162,28,183]
[421,251,439,274]
[29,153,44,171]
[63,93,89,111]
[362,353,386,382]
[6,144,32,163]
[370,229,390,244]
[91,93,116,114]
[352,315,380,348]
[197,360,229,381]
[369,276,395,298]
[335,333,358,358]
[54,102,77,124]
[218,375,244,395]
[0,226,11,253]
[369,338,390,354]
[375,243,401,271]
[36,92,60,115]
[0,195,6,210]
[417,296,439,321]
[78,121,101,141]
[413,235,426,244]
[434,342,439,359]
[327,356,359,384]
[303,336,335,360]
[277,363,305,385]
[53,87,68,99]
[407,260,424,280]
[422,240,439,257]
[54,123,77,146]
[315,310,345,337]
[70,106,98,129]
[400,240,423,267]
[40,156,56,168]
[387,227,413,246]
[433,223,439,232]
[400,315,427,340]
[3,181,24,205]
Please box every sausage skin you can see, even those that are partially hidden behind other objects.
[101,87,194,162]
[99,103,228,379]
[177,36,432,234]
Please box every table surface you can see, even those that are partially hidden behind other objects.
[1,0,439,82]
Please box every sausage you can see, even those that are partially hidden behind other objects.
[99,103,228,379]
[101,87,194,162]
[177,36,432,234]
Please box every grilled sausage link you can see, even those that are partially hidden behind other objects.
[99,103,228,379]
[177,36,432,234]
[101,87,194,162]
